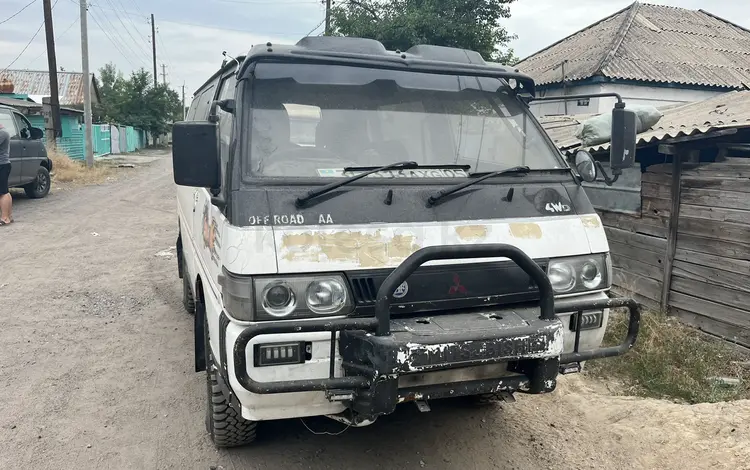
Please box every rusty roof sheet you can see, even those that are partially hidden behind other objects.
[540,90,750,153]
[516,2,750,89]
[0,70,99,106]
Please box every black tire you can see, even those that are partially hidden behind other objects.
[182,257,195,314]
[204,311,257,448]
[24,166,51,199]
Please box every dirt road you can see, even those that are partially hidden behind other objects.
[1,149,748,470]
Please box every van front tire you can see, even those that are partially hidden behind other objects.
[203,311,257,447]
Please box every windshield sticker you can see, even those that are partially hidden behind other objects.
[317,168,468,179]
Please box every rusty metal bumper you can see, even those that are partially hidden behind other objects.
[231,244,640,420]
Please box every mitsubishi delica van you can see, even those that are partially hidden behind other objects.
[172,36,641,448]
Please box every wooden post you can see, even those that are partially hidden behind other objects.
[660,151,684,312]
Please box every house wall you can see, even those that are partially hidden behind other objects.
[28,114,85,160]
[530,83,604,117]
[532,83,724,117]
[596,84,723,113]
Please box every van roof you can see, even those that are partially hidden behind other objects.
[194,36,535,97]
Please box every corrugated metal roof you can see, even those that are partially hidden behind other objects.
[0,96,83,114]
[0,70,99,106]
[540,90,750,153]
[515,2,750,89]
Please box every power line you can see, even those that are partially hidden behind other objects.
[101,0,151,61]
[0,0,38,26]
[305,16,326,37]
[157,18,311,36]
[114,0,149,43]
[1,22,44,73]
[1,0,59,74]
[156,29,179,84]
[24,15,79,69]
[208,0,319,3]
[90,6,148,66]
[88,8,137,68]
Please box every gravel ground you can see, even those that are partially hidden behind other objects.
[1,149,749,469]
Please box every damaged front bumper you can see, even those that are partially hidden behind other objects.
[232,244,640,421]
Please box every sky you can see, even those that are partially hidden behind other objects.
[1,0,749,106]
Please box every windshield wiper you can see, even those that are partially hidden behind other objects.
[426,165,531,207]
[295,161,419,208]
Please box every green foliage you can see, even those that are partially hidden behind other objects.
[94,63,182,143]
[330,0,518,64]
[587,311,749,404]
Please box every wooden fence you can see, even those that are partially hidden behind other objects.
[599,157,750,347]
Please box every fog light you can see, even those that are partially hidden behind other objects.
[254,343,305,367]
[569,311,603,331]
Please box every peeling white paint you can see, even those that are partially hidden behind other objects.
[273,215,606,274]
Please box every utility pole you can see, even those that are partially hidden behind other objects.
[42,0,62,145]
[151,14,157,88]
[161,64,167,85]
[324,0,331,36]
[80,0,94,167]
[181,83,186,120]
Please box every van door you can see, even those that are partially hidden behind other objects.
[0,109,23,186]
[13,112,44,185]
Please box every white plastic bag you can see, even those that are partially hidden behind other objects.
[576,105,663,147]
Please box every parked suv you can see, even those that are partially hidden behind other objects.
[0,104,52,199]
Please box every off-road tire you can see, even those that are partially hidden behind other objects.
[182,257,195,314]
[24,166,51,199]
[204,315,257,447]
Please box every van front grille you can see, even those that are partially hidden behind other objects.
[351,277,378,304]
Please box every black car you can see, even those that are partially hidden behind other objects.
[0,104,52,199]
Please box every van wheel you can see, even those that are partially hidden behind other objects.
[24,166,51,199]
[182,257,195,314]
[204,314,257,447]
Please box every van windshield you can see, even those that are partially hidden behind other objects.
[245,63,564,178]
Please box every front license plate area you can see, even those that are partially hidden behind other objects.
[394,326,562,373]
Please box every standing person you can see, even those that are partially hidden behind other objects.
[0,122,12,226]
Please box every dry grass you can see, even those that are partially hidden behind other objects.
[48,146,115,186]
[587,310,750,404]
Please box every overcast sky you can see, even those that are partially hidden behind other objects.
[1,0,749,104]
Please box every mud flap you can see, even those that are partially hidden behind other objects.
[195,300,206,372]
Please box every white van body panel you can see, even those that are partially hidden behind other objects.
[178,185,612,422]
[217,213,609,275]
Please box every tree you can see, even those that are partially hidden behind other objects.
[93,63,183,144]
[331,0,518,64]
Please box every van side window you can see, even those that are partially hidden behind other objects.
[186,95,199,120]
[216,74,237,192]
[194,84,216,120]
[0,110,19,138]
[13,112,32,139]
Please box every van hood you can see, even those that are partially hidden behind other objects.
[223,182,608,275]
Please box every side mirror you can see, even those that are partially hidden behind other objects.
[172,121,220,189]
[610,104,637,171]
[30,127,43,140]
[574,150,597,183]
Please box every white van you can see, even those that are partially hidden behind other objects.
[173,37,640,448]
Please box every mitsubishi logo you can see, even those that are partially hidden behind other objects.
[448,274,468,295]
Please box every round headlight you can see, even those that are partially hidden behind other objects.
[548,262,576,293]
[306,279,347,315]
[262,283,296,317]
[581,259,603,290]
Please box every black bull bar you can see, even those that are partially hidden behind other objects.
[233,244,640,397]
